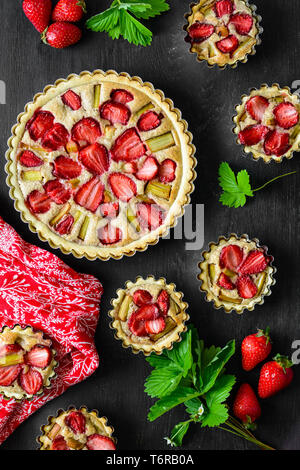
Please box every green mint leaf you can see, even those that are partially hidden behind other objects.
[165,421,190,447]
[129,0,170,19]
[166,328,193,377]
[218,162,254,208]
[144,365,183,398]
[201,402,229,427]
[200,340,235,394]
[185,397,205,421]
[148,386,199,422]
[205,375,236,407]
[86,7,119,32]
[120,9,152,46]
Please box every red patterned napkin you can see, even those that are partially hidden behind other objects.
[0,216,103,444]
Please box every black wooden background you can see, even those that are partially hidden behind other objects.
[0,0,299,451]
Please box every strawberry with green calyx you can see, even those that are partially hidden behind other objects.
[42,22,82,49]
[52,0,87,23]
[233,383,261,430]
[23,0,52,33]
[258,354,294,399]
[242,327,272,371]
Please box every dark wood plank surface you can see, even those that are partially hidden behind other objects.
[0,0,299,450]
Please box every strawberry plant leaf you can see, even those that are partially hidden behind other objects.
[200,340,235,394]
[205,374,236,407]
[129,0,170,19]
[201,402,229,427]
[147,386,199,422]
[218,162,253,208]
[165,421,191,447]
[144,365,183,398]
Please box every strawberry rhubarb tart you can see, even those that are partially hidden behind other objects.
[6,70,196,260]
[185,0,261,68]
[234,84,300,162]
[38,406,116,450]
[109,276,189,355]
[198,234,276,313]
[0,325,57,401]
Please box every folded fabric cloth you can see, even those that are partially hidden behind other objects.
[0,216,103,445]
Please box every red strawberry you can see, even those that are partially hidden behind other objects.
[26,110,54,142]
[100,202,119,219]
[108,173,137,202]
[75,177,104,213]
[41,123,69,151]
[273,102,299,129]
[19,150,43,167]
[71,118,102,146]
[135,156,159,181]
[238,124,270,146]
[137,111,163,132]
[230,13,253,35]
[236,275,258,299]
[258,355,294,398]
[233,383,261,427]
[145,317,166,335]
[218,273,235,290]
[128,304,160,336]
[44,179,71,204]
[133,289,153,307]
[25,345,52,369]
[128,311,148,336]
[52,0,87,23]
[0,344,23,357]
[110,89,134,104]
[157,290,170,316]
[79,143,109,176]
[19,367,43,395]
[245,95,269,122]
[214,0,233,17]
[264,130,291,156]
[123,161,138,174]
[158,159,177,183]
[111,128,146,162]
[23,0,52,33]
[238,250,269,275]
[216,35,239,53]
[0,365,22,386]
[53,155,82,180]
[137,203,165,231]
[52,435,69,450]
[65,411,86,434]
[86,434,116,451]
[55,215,74,235]
[219,244,243,272]
[242,328,272,371]
[98,223,123,245]
[42,22,82,49]
[61,90,82,111]
[27,190,51,214]
[188,22,215,42]
[100,100,131,126]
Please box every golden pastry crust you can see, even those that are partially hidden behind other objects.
[108,276,189,355]
[198,234,276,314]
[6,70,196,261]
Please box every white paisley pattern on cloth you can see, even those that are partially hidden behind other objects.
[0,216,103,445]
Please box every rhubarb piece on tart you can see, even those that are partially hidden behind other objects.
[0,325,57,401]
[184,0,262,68]
[37,407,116,451]
[6,70,196,261]
[233,84,300,162]
[198,234,276,314]
[109,276,189,355]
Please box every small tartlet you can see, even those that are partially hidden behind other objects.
[198,234,276,314]
[0,325,57,401]
[37,406,116,450]
[108,276,189,355]
[233,84,300,162]
[184,0,262,68]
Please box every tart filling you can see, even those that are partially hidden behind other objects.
[234,84,300,162]
[185,0,260,67]
[0,325,57,400]
[198,235,275,313]
[38,407,116,450]
[109,276,189,355]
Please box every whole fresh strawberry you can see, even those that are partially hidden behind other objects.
[233,383,261,429]
[42,22,82,48]
[258,354,294,399]
[241,327,272,371]
[52,0,87,23]
[23,0,52,33]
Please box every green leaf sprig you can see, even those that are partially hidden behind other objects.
[218,162,297,208]
[86,0,170,46]
[144,325,274,450]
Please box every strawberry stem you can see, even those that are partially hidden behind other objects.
[253,171,297,192]
[217,415,275,450]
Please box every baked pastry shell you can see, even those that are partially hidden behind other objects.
[5,70,197,261]
[108,276,189,356]
[183,0,263,69]
[233,83,300,163]
[0,324,58,402]
[37,405,116,450]
[197,233,276,314]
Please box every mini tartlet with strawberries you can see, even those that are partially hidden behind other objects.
[233,84,300,162]
[38,406,116,450]
[0,325,57,401]
[184,0,261,68]
[109,276,189,355]
[198,234,276,313]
